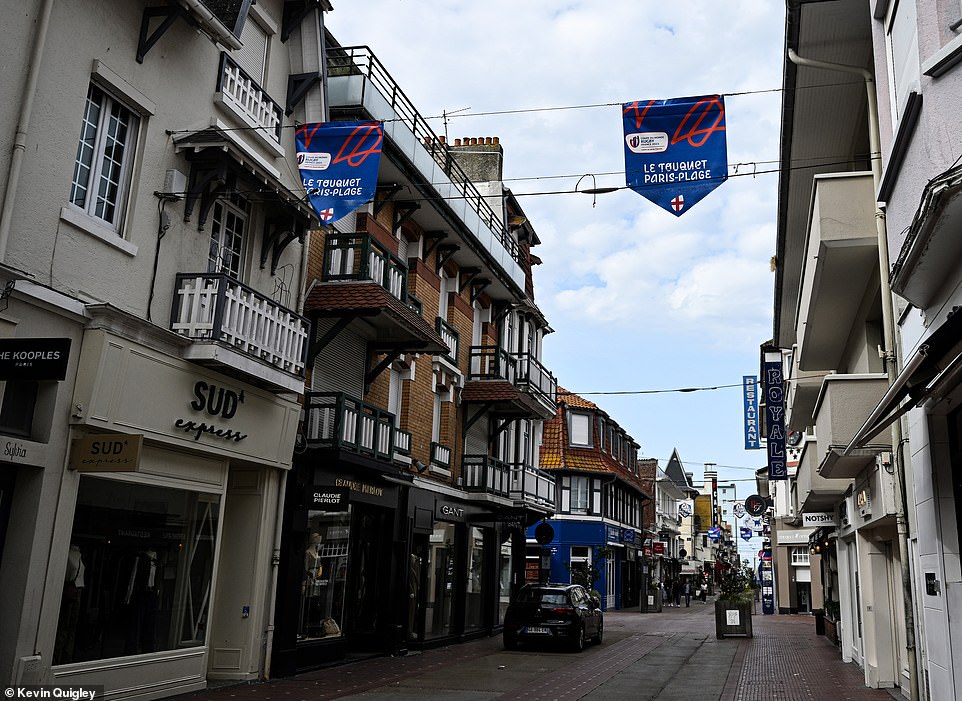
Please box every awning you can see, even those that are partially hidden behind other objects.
[845,307,962,454]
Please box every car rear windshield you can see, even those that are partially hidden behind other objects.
[517,589,568,604]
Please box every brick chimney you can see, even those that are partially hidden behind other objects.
[448,136,503,183]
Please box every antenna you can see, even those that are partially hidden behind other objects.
[441,107,471,142]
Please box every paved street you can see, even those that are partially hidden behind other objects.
[184,602,896,701]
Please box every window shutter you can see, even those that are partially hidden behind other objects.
[591,478,602,514]
[236,19,268,83]
[561,476,571,512]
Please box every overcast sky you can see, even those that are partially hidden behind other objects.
[326,1,786,553]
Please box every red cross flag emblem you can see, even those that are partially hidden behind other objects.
[319,207,335,222]
[671,194,685,212]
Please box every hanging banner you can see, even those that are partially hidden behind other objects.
[623,95,727,216]
[742,375,760,450]
[295,121,382,224]
[764,357,788,480]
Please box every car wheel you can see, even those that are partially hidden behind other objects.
[594,620,604,644]
[503,633,518,650]
[571,624,585,652]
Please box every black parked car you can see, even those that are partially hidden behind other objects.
[503,583,603,652]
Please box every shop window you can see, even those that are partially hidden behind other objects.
[54,476,220,665]
[0,380,38,437]
[464,527,485,631]
[498,540,513,623]
[300,509,351,641]
[425,522,456,639]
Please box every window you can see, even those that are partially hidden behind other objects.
[70,84,139,231]
[570,476,589,513]
[54,477,220,664]
[885,0,920,122]
[791,547,810,566]
[0,381,38,437]
[208,192,250,278]
[301,509,351,640]
[569,412,592,447]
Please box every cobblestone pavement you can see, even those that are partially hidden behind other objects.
[182,602,898,701]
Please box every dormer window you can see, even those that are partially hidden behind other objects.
[568,411,592,447]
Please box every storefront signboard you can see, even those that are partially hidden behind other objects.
[0,337,71,380]
[802,512,835,527]
[307,487,349,511]
[69,432,143,472]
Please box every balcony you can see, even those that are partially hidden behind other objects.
[813,374,891,479]
[786,347,824,431]
[215,52,283,153]
[794,437,850,512]
[510,464,556,510]
[304,232,448,355]
[170,273,309,393]
[325,46,526,293]
[430,441,453,471]
[462,455,511,499]
[303,392,409,464]
[435,318,460,366]
[462,345,557,419]
[795,173,878,372]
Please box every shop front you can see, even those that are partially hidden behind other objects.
[407,484,502,646]
[273,460,403,674]
[48,317,299,700]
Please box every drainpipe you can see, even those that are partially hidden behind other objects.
[788,49,918,701]
[261,468,287,680]
[0,0,55,263]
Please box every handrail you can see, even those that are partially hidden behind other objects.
[326,46,523,268]
[324,232,408,302]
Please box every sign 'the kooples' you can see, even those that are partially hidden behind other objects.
[0,337,71,381]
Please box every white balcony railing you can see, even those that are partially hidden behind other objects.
[171,273,309,378]
[217,53,282,142]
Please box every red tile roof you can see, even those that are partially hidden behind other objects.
[304,281,448,353]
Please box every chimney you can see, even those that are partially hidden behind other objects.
[447,135,504,183]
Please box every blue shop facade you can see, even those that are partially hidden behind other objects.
[526,519,642,611]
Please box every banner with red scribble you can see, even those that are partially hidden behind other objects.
[295,121,382,224]
[623,95,727,217]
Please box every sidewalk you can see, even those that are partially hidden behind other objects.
[178,606,896,701]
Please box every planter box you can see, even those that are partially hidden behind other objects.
[644,590,662,612]
[715,600,753,639]
[824,617,839,646]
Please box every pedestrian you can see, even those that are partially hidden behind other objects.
[684,579,691,607]
[673,579,681,607]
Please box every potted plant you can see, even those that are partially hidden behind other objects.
[714,564,755,639]
[822,599,840,645]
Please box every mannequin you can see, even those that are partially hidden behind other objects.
[54,544,85,663]
[305,532,323,595]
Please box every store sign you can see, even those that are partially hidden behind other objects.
[174,381,249,442]
[653,542,665,555]
[606,525,621,543]
[802,512,835,527]
[69,432,143,472]
[742,375,760,449]
[764,357,788,480]
[621,529,636,544]
[856,483,872,517]
[0,337,71,380]
[307,487,348,511]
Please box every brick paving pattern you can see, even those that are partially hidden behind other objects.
[177,604,898,701]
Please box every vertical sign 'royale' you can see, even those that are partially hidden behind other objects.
[295,121,382,224]
[743,375,760,450]
[623,95,728,216]
[764,355,787,480]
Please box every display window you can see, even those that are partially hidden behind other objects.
[464,527,485,630]
[424,522,456,639]
[54,476,220,665]
[298,509,350,641]
[497,540,512,623]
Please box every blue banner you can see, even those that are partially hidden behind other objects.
[743,375,760,450]
[295,121,382,224]
[623,95,727,216]
[764,359,787,480]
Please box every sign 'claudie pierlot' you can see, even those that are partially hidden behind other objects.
[622,95,728,216]
[295,120,383,224]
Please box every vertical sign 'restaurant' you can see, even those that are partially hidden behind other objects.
[622,95,728,216]
[743,375,760,449]
[295,121,382,224]
[764,357,787,480]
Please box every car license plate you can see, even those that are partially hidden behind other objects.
[525,626,550,634]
